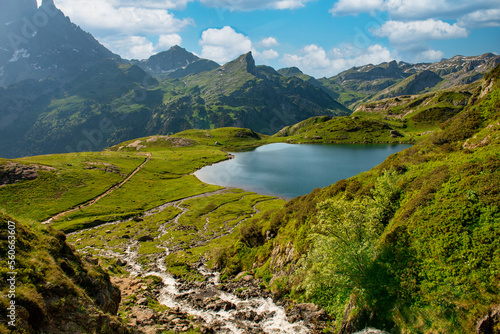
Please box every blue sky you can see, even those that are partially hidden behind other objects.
[45,0,500,77]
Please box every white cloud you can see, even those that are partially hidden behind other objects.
[330,0,500,20]
[414,49,445,62]
[258,37,280,48]
[199,0,315,11]
[282,44,393,77]
[100,34,182,60]
[330,0,383,16]
[199,26,253,64]
[118,0,193,9]
[101,35,154,60]
[157,34,183,51]
[256,49,280,60]
[373,19,468,45]
[458,8,500,28]
[54,0,193,35]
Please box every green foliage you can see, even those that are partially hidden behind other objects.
[302,170,400,318]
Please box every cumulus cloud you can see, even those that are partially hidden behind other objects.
[458,8,500,28]
[330,0,384,16]
[282,44,393,77]
[54,0,193,35]
[254,49,280,62]
[101,34,182,60]
[199,0,315,11]
[373,19,468,45]
[330,0,500,21]
[199,26,253,64]
[258,37,280,48]
[117,0,193,9]
[414,49,445,62]
[157,34,183,51]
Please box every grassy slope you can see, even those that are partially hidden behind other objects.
[0,215,128,333]
[217,65,500,333]
[272,85,475,145]
[1,62,498,333]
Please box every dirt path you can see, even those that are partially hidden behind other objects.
[42,153,152,225]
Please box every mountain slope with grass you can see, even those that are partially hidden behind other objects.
[0,1,350,159]
[217,64,500,333]
[0,64,498,332]
[0,214,128,334]
[274,81,477,145]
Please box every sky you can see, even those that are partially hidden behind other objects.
[39,0,500,78]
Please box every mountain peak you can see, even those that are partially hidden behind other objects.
[278,67,304,77]
[141,46,199,74]
[222,52,257,75]
[41,0,55,7]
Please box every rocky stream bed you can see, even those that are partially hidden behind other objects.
[69,189,331,333]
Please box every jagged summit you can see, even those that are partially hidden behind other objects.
[141,45,199,71]
[222,52,257,76]
[0,0,119,87]
[41,0,55,7]
[138,45,219,78]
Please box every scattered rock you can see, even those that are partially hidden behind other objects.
[476,305,500,334]
[390,130,403,138]
[84,162,121,174]
[0,162,55,186]
[83,254,99,265]
[137,235,154,242]
[116,259,127,266]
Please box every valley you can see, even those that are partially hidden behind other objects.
[1,61,499,333]
[1,1,500,333]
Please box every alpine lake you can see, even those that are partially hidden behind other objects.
[195,143,412,199]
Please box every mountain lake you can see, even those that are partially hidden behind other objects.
[194,143,412,199]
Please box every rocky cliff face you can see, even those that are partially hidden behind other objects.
[0,0,118,87]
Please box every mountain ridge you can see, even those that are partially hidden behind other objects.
[279,53,500,108]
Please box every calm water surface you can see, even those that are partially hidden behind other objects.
[195,143,411,199]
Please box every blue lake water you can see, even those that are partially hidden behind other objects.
[194,143,411,199]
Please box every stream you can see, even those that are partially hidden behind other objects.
[71,190,315,333]
[100,243,310,333]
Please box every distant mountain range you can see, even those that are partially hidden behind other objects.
[279,54,500,108]
[0,0,499,158]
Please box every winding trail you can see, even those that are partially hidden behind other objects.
[42,153,152,225]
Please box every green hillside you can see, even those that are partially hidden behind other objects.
[1,63,498,333]
[218,64,500,333]
[0,52,350,159]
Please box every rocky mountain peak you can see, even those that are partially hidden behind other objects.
[0,0,119,87]
[41,0,56,9]
[139,45,200,75]
[222,52,257,76]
